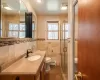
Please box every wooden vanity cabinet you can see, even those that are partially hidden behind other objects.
[13,75,35,80]
[35,63,45,80]
[40,63,45,80]
[0,59,46,80]
[0,75,13,80]
[0,75,35,80]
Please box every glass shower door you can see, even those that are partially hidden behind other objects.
[60,21,68,78]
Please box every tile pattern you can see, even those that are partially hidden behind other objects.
[0,38,35,47]
[0,39,37,72]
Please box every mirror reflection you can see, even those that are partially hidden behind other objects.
[1,0,28,38]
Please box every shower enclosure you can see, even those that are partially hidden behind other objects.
[60,21,68,79]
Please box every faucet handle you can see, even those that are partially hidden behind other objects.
[27,49,33,53]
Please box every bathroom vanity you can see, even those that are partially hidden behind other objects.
[0,51,46,80]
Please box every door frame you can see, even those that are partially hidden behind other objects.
[68,0,78,80]
[73,0,78,72]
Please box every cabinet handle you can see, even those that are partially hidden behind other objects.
[16,76,20,80]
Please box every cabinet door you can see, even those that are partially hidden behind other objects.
[40,63,45,80]
[0,75,13,80]
[36,75,40,80]
[13,75,34,80]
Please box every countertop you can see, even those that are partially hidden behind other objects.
[0,50,46,75]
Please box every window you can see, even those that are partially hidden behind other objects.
[62,23,69,39]
[8,22,25,38]
[8,23,19,38]
[32,23,35,39]
[47,21,59,40]
[19,22,25,38]
[8,22,35,38]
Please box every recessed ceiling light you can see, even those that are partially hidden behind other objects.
[37,0,42,3]
[61,6,67,10]
[4,6,12,10]
[3,3,12,10]
[19,0,22,4]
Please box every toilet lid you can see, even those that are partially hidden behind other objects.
[46,57,51,61]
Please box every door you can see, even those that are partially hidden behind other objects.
[77,0,100,80]
[60,21,68,77]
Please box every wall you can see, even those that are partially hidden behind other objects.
[0,0,38,71]
[37,15,68,65]
[0,41,37,70]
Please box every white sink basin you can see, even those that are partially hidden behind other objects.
[28,55,41,61]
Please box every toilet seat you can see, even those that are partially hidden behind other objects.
[45,57,51,63]
[45,57,52,72]
[45,57,56,72]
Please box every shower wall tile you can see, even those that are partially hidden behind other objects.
[37,41,61,65]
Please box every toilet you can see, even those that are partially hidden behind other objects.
[45,57,56,72]
[45,57,52,72]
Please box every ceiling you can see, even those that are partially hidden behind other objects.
[29,0,68,15]
[1,0,27,15]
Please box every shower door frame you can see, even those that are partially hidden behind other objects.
[60,21,68,76]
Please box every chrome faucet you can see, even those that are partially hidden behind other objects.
[25,49,33,58]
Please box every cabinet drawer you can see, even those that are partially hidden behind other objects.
[36,75,40,80]
[13,75,34,80]
[0,75,13,80]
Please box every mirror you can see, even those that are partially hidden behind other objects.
[1,0,28,38]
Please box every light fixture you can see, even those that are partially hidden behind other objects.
[4,6,12,10]
[3,3,12,10]
[61,6,67,10]
[37,0,42,3]
[19,0,22,4]
[61,3,68,10]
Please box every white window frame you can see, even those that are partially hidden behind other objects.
[8,21,35,38]
[19,22,26,38]
[62,22,69,40]
[32,22,35,39]
[47,21,59,40]
[8,23,19,38]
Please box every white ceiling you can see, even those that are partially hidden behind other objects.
[29,0,68,15]
[1,0,27,15]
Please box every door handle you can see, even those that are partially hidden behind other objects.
[75,72,87,80]
[75,72,82,80]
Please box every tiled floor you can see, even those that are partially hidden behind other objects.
[45,66,63,80]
